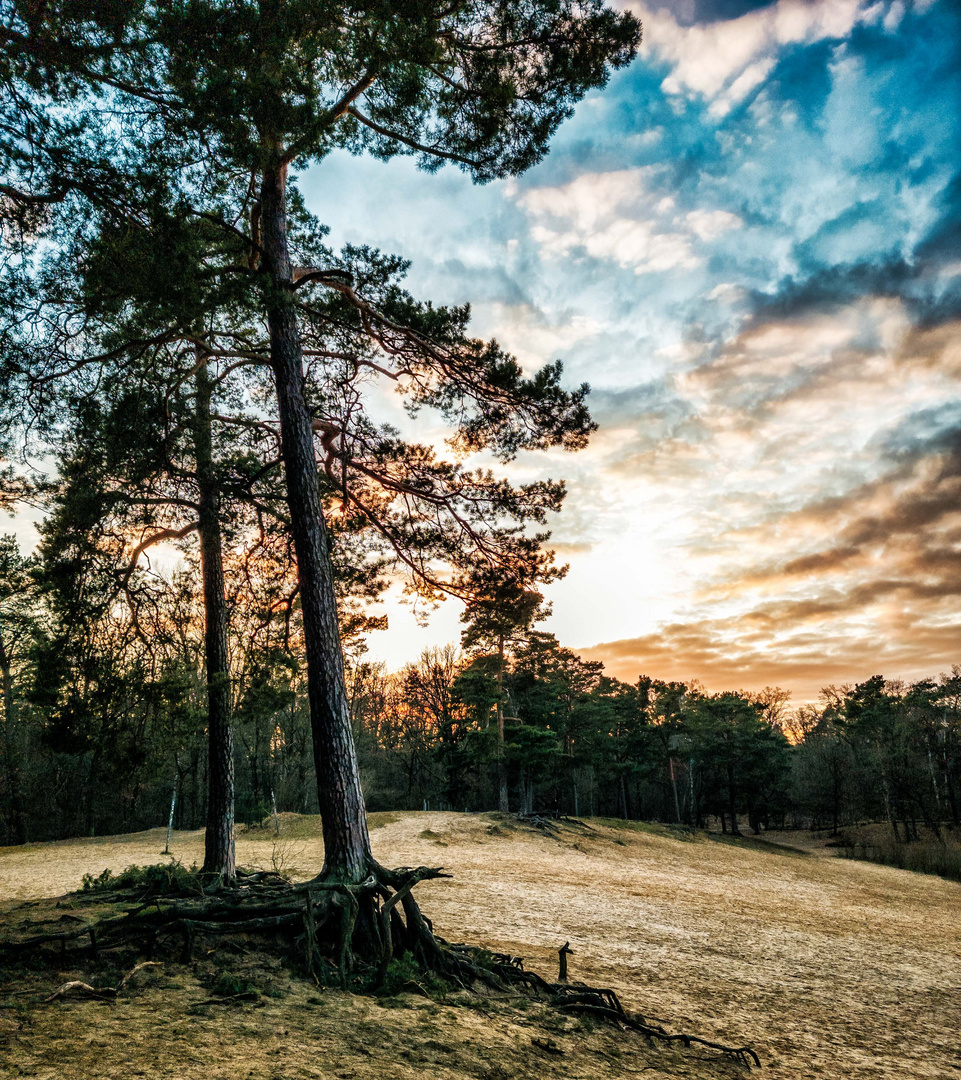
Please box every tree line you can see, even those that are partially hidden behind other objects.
[1,535,957,847]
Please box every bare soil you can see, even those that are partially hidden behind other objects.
[1,812,958,1080]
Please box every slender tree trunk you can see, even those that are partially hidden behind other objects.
[727,762,742,836]
[260,158,372,882]
[877,748,900,841]
[496,634,509,812]
[0,630,26,844]
[728,798,741,836]
[517,765,527,813]
[927,748,942,815]
[85,745,102,836]
[194,359,236,882]
[189,746,201,829]
[164,780,177,856]
[944,755,960,826]
[668,756,681,824]
[253,724,262,808]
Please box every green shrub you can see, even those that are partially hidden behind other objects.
[80,860,201,896]
[378,952,447,999]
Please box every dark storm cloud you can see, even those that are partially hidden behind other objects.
[747,262,914,320]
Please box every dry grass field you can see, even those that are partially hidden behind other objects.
[1,812,958,1080]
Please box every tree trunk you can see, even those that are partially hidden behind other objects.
[727,763,742,836]
[85,745,102,836]
[944,754,960,826]
[831,757,842,836]
[260,158,372,883]
[496,635,509,812]
[668,756,681,824]
[0,630,26,844]
[877,749,900,841]
[194,358,236,882]
[927,748,942,815]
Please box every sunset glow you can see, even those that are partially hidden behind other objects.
[298,0,961,700]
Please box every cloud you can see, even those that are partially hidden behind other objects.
[581,611,959,703]
[294,0,961,697]
[731,419,961,580]
[514,169,700,274]
[686,209,743,240]
[630,0,880,108]
[642,0,779,28]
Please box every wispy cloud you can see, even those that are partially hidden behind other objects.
[301,0,961,693]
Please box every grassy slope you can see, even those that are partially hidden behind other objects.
[1,812,958,1080]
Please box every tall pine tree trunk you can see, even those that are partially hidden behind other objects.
[0,630,26,844]
[496,635,509,812]
[260,158,372,883]
[195,358,236,882]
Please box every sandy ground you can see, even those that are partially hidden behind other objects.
[1,812,959,1080]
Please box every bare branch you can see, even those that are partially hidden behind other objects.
[344,107,483,168]
[120,522,199,586]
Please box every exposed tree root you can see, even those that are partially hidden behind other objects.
[43,962,163,1003]
[1,865,760,1070]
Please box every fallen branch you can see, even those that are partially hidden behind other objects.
[45,981,116,1003]
[44,961,164,1004]
[117,962,163,993]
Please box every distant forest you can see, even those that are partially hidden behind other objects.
[1,529,957,847]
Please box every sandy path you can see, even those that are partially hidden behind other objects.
[1,813,958,1080]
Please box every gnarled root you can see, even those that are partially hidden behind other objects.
[1,864,760,1069]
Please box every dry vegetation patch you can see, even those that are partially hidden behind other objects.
[1,812,959,1080]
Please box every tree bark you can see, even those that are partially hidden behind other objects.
[668,756,681,824]
[194,358,236,882]
[260,158,372,883]
[495,634,509,812]
[0,629,26,844]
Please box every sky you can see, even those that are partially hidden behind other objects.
[299,0,961,702]
[9,1,951,703]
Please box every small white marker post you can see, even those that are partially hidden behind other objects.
[164,784,177,855]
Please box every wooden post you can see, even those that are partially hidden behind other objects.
[558,941,573,983]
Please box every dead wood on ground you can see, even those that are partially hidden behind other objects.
[0,863,760,1070]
